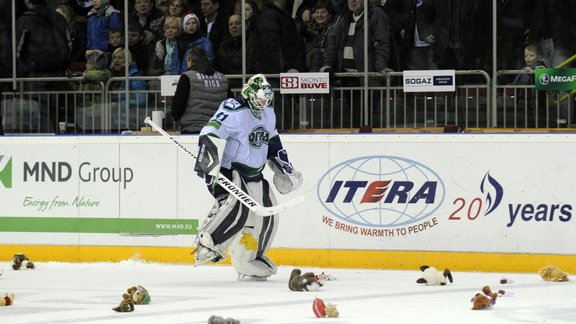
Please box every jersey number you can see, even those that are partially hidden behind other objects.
[215,112,228,122]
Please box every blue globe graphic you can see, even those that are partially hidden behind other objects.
[317,156,445,228]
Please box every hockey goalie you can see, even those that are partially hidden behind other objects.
[193,74,303,281]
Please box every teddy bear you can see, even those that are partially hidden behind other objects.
[539,265,569,282]
[1,293,14,306]
[416,265,453,286]
[471,286,507,310]
[126,285,151,304]
[12,253,35,270]
[312,298,339,318]
[112,293,134,312]
[289,268,326,291]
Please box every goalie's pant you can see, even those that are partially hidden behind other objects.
[199,170,279,277]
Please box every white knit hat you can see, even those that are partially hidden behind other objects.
[182,13,200,34]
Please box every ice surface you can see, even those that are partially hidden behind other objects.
[0,261,574,323]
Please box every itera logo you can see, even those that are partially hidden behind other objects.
[0,155,13,188]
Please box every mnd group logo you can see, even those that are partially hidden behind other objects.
[0,155,12,188]
[317,156,445,238]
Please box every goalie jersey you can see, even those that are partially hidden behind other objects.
[199,96,279,179]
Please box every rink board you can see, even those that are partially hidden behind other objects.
[0,134,575,272]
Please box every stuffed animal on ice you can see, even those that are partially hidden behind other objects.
[127,285,151,304]
[539,265,569,282]
[1,293,14,306]
[471,286,508,310]
[289,269,326,291]
[312,298,339,318]
[416,265,453,286]
[112,293,134,312]
[12,253,35,270]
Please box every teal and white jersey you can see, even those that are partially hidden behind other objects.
[200,97,279,178]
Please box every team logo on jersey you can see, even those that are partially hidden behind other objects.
[248,125,270,148]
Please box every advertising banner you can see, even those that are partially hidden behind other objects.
[403,70,456,92]
[535,68,576,90]
[279,73,330,94]
[1,134,575,256]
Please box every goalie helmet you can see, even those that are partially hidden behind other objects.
[241,74,273,117]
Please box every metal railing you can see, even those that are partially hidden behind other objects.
[1,70,571,134]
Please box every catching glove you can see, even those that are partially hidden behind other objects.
[267,149,303,194]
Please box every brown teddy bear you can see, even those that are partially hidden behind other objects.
[289,269,325,291]
[539,265,569,282]
[1,293,14,306]
[127,285,151,304]
[112,293,134,312]
[471,286,506,310]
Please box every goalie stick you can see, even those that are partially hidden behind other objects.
[144,117,304,217]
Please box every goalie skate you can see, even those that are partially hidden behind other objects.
[193,246,223,266]
[192,231,225,266]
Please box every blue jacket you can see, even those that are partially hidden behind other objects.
[113,63,147,108]
[179,37,213,74]
[87,5,122,51]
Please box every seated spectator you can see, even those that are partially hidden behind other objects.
[87,0,122,52]
[109,47,147,131]
[148,16,185,75]
[150,0,188,40]
[179,13,214,72]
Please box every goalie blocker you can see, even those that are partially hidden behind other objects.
[194,135,226,186]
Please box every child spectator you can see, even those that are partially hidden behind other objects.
[87,0,122,52]
[73,50,112,131]
[514,43,546,85]
[109,47,147,130]
[179,13,213,73]
[148,16,185,75]
[82,49,113,88]
[107,28,123,58]
[513,43,547,127]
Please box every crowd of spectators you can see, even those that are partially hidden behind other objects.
[2,0,575,83]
